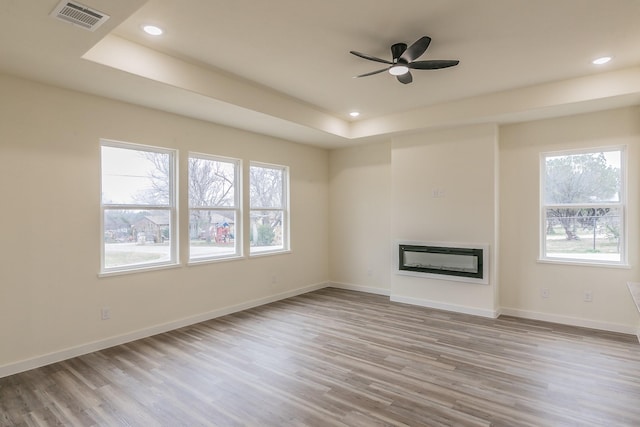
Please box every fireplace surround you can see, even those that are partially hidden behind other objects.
[396,241,489,285]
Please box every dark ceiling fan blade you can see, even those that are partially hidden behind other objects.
[350,51,393,65]
[399,36,431,63]
[397,71,413,84]
[408,60,460,70]
[354,67,389,78]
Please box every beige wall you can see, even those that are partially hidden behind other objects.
[390,125,499,317]
[500,107,640,332]
[2,71,639,375]
[328,142,391,293]
[329,109,640,332]
[0,74,329,371]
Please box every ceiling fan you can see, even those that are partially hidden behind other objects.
[350,36,459,84]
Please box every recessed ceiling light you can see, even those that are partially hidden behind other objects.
[592,56,611,65]
[349,111,360,117]
[143,25,163,36]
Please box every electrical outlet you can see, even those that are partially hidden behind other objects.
[584,291,593,302]
[101,307,111,320]
[541,288,550,298]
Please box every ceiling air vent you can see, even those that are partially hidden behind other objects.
[50,1,110,31]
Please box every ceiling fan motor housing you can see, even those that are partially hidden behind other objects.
[391,43,407,63]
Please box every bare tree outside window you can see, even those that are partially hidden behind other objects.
[102,144,290,269]
[101,142,176,272]
[188,155,240,261]
[542,149,624,264]
[133,152,171,205]
[250,163,288,253]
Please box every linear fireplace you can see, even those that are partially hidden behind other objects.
[396,242,488,284]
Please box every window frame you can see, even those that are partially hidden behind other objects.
[187,152,242,263]
[249,161,290,256]
[539,146,627,267]
[100,139,178,275]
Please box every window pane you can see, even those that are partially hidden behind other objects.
[188,157,236,208]
[189,209,237,259]
[250,165,283,209]
[544,207,621,262]
[544,151,621,204]
[104,209,172,269]
[250,210,283,252]
[102,146,170,205]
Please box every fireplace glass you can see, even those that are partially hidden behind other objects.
[399,245,483,279]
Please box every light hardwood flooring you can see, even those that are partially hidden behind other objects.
[1,288,640,426]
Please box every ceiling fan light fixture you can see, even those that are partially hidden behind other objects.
[389,65,409,76]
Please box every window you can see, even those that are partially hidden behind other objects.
[541,147,625,265]
[188,154,241,261]
[101,141,177,273]
[250,162,289,254]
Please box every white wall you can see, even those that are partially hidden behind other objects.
[328,142,392,294]
[0,73,329,373]
[390,125,500,317]
[500,107,640,333]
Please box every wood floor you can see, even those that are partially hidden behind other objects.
[2,288,640,427]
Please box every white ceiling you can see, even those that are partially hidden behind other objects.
[1,0,639,148]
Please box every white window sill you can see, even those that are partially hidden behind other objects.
[249,249,291,258]
[98,262,181,278]
[537,258,630,269]
[188,255,245,266]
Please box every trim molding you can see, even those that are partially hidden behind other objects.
[500,306,638,336]
[0,282,329,379]
[4,282,637,378]
[390,294,500,319]
[328,281,391,296]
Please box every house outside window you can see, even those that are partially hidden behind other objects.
[250,162,289,255]
[100,140,177,273]
[540,147,625,265]
[188,153,241,261]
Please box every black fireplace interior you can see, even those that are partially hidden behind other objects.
[399,244,483,279]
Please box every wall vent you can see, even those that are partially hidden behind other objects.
[50,1,110,31]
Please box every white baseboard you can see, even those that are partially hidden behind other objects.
[330,283,500,319]
[390,294,500,319]
[0,281,329,379]
[500,306,638,336]
[5,283,636,379]
[328,281,391,296]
